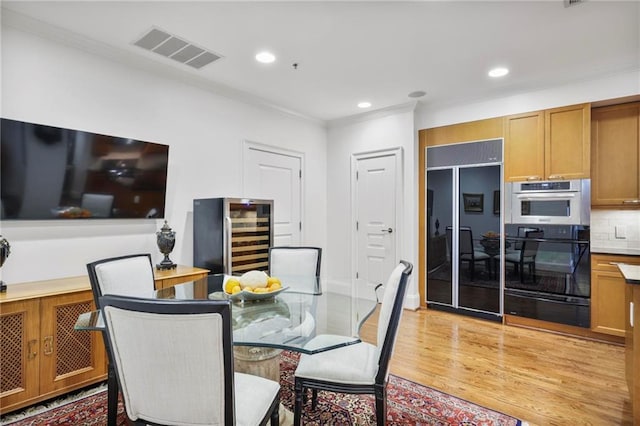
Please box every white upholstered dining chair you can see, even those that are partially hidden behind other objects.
[86,253,157,424]
[99,295,281,426]
[86,253,156,304]
[268,246,322,292]
[292,260,413,426]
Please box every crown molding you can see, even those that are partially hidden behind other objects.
[2,8,324,126]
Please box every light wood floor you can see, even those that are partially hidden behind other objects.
[360,308,632,425]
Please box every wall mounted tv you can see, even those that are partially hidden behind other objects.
[1,118,169,220]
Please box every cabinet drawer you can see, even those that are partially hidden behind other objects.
[592,254,640,272]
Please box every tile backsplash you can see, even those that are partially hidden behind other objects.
[590,210,640,251]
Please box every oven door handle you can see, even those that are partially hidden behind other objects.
[516,193,576,201]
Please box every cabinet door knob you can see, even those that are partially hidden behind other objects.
[526,176,541,181]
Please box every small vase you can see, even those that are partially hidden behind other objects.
[156,221,177,270]
[0,236,10,292]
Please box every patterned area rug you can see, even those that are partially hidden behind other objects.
[2,351,523,425]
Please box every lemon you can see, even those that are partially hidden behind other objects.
[243,286,254,293]
[231,285,241,294]
[225,278,241,294]
[268,282,282,291]
[267,277,281,286]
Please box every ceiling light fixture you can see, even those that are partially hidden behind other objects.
[488,67,509,78]
[408,90,426,98]
[357,102,372,109]
[255,51,276,64]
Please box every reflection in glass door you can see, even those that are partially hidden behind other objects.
[458,166,501,313]
[425,169,453,305]
[425,139,503,320]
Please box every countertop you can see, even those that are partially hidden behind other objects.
[590,246,640,256]
[618,263,640,285]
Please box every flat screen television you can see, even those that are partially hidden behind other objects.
[1,118,169,220]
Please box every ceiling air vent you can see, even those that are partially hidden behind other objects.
[564,0,585,7]
[133,27,222,69]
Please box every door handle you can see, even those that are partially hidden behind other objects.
[43,336,54,356]
[382,228,393,233]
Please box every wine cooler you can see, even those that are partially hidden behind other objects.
[193,198,274,274]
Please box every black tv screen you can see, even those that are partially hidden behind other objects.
[1,118,169,220]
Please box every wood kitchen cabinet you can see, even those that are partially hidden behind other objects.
[1,283,107,414]
[504,103,590,182]
[591,254,640,337]
[591,102,640,208]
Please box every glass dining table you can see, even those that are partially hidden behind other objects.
[75,274,378,426]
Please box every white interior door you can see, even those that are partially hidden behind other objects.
[354,152,399,299]
[244,145,302,246]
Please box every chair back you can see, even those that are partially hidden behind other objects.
[268,246,321,290]
[99,295,234,425]
[375,260,413,385]
[81,193,114,218]
[522,230,543,260]
[515,227,540,250]
[458,227,476,257]
[447,226,474,257]
[86,254,155,307]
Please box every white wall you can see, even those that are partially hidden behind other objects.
[0,25,327,284]
[326,104,419,309]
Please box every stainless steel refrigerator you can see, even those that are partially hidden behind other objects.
[193,198,274,274]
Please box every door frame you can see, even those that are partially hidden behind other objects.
[350,147,404,297]
[242,140,305,243]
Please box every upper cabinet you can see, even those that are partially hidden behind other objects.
[591,102,640,208]
[504,103,591,182]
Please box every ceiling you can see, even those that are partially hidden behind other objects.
[2,1,639,122]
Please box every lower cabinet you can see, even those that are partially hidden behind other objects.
[0,290,107,414]
[591,254,640,337]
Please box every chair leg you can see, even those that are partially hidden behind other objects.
[311,389,318,410]
[375,385,387,425]
[270,395,280,426]
[519,261,525,283]
[294,379,304,426]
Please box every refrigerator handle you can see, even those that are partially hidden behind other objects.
[225,216,233,274]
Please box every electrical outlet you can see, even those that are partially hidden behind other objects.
[615,225,627,239]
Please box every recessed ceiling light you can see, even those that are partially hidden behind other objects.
[358,102,372,109]
[255,51,276,64]
[408,90,427,98]
[488,67,509,78]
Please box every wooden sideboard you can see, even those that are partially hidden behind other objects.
[0,265,209,414]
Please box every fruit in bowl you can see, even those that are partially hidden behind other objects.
[224,271,282,295]
[483,231,499,238]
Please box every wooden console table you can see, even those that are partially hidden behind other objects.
[153,265,209,289]
[0,265,209,414]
